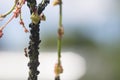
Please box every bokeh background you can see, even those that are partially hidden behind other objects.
[0,0,120,80]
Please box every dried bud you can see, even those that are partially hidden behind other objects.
[19,20,29,33]
[19,20,24,25]
[24,28,29,33]
[53,0,62,6]
[40,13,46,21]
[54,63,63,75]
[58,26,64,38]
[13,9,21,18]
[0,30,3,38]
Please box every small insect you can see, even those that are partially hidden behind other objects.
[24,47,28,57]
[40,13,46,21]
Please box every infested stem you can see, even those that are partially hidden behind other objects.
[28,23,40,80]
[26,0,49,80]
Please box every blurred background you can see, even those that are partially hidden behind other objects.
[0,0,120,80]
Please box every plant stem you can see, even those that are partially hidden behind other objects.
[26,0,49,80]
[55,76,60,80]
[59,0,62,27]
[28,23,40,80]
[56,0,63,80]
[58,0,62,66]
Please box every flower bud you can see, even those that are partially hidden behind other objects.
[58,26,64,38]
[24,28,29,33]
[19,20,24,25]
[54,63,63,75]
[30,13,40,24]
[52,0,62,6]
[0,30,3,38]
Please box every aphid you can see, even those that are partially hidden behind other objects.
[40,13,46,21]
[24,47,28,57]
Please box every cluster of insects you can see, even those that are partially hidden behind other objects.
[0,0,64,80]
